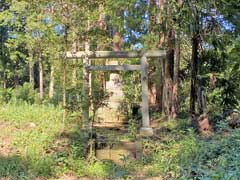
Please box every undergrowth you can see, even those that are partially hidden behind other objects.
[0,102,62,179]
[0,103,240,179]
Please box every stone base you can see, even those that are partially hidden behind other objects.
[139,127,154,136]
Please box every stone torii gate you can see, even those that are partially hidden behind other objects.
[67,50,166,136]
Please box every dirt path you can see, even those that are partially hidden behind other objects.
[0,121,15,157]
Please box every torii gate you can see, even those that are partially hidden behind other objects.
[67,50,166,136]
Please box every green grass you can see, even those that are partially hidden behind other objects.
[0,102,63,179]
[140,122,240,180]
[0,102,240,179]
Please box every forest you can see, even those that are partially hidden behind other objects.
[0,0,240,179]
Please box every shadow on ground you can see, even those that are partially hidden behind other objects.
[0,155,28,180]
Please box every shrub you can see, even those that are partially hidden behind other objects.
[0,156,28,180]
[66,87,82,112]
[48,87,62,106]
[11,83,39,104]
[0,87,12,103]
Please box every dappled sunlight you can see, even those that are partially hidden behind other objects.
[0,0,239,179]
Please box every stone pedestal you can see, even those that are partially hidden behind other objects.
[139,127,154,136]
[95,61,127,127]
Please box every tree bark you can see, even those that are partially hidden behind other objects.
[97,2,107,91]
[3,71,7,88]
[60,0,71,132]
[156,61,163,111]
[172,39,180,118]
[171,0,182,118]
[148,0,157,105]
[29,60,34,88]
[163,46,174,118]
[62,25,68,132]
[72,38,78,88]
[190,34,199,115]
[38,50,43,100]
[14,74,19,87]
[49,63,54,99]
[190,8,200,115]
[156,0,165,113]
[162,2,175,118]
[82,39,90,129]
[29,50,35,88]
[82,16,90,129]
[72,57,77,87]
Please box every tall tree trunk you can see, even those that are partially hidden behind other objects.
[72,57,77,87]
[163,45,174,118]
[82,17,90,130]
[49,63,54,99]
[190,34,199,115]
[156,0,165,113]
[190,13,200,116]
[14,74,19,87]
[171,0,182,118]
[82,38,90,129]
[38,50,43,100]
[148,0,157,105]
[172,39,180,118]
[97,2,107,91]
[29,61,34,87]
[29,51,34,88]
[60,0,71,132]
[162,0,175,118]
[62,25,68,132]
[156,62,163,111]
[149,0,156,44]
[72,37,78,88]
[3,71,7,88]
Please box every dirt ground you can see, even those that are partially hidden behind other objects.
[0,122,15,157]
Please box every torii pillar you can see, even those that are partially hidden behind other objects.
[139,55,153,136]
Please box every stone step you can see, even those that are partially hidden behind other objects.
[96,141,142,165]
[93,123,129,129]
[94,120,128,124]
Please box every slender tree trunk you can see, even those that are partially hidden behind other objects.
[38,50,43,100]
[82,38,90,129]
[149,0,156,44]
[29,60,34,87]
[156,0,165,113]
[190,34,199,115]
[62,26,69,132]
[3,71,7,88]
[29,50,35,88]
[171,0,182,118]
[163,1,175,118]
[172,39,180,118]
[49,63,55,99]
[97,2,107,91]
[60,0,71,132]
[62,58,66,130]
[148,0,157,105]
[190,9,200,116]
[72,38,78,88]
[72,58,77,87]
[156,62,163,112]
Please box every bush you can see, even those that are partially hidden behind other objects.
[0,156,28,180]
[0,87,12,103]
[11,83,39,104]
[66,87,82,112]
[48,87,62,106]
